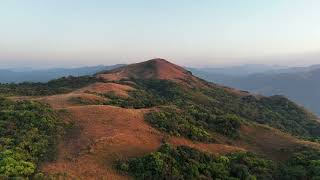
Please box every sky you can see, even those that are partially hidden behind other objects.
[1,0,320,68]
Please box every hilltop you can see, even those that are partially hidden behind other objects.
[97,58,192,81]
[1,59,320,179]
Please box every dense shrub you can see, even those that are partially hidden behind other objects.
[104,79,185,108]
[0,98,64,178]
[145,109,213,142]
[119,144,320,180]
[118,144,275,180]
[69,96,103,105]
[209,114,242,138]
[202,88,320,138]
[104,89,164,108]
[276,147,320,180]
[237,95,319,138]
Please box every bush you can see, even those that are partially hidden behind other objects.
[145,109,213,142]
[276,147,320,180]
[211,114,242,138]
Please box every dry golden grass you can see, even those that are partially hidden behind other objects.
[41,105,158,179]
[168,137,244,155]
[76,82,134,97]
[10,92,105,109]
[39,104,243,179]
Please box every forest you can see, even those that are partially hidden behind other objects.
[118,144,320,180]
[0,98,65,179]
[0,76,98,96]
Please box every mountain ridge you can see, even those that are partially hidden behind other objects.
[192,66,320,115]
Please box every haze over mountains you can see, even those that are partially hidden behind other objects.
[0,64,123,83]
[191,64,320,116]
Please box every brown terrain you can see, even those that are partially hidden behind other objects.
[97,58,191,81]
[75,82,135,97]
[15,58,318,179]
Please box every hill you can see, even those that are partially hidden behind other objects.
[191,66,320,116]
[1,59,320,179]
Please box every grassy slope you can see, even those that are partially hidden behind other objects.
[104,79,320,141]
[28,78,318,179]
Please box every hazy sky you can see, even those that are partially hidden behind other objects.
[1,0,320,68]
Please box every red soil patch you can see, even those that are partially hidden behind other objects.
[76,82,134,97]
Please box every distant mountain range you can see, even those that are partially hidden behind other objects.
[190,64,320,116]
[189,64,286,76]
[0,64,124,83]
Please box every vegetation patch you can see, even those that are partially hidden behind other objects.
[276,147,320,179]
[0,75,99,96]
[0,97,65,179]
[69,96,103,105]
[145,109,213,142]
[103,79,184,108]
[105,79,320,141]
[118,144,320,180]
[104,80,244,140]
[117,144,275,180]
